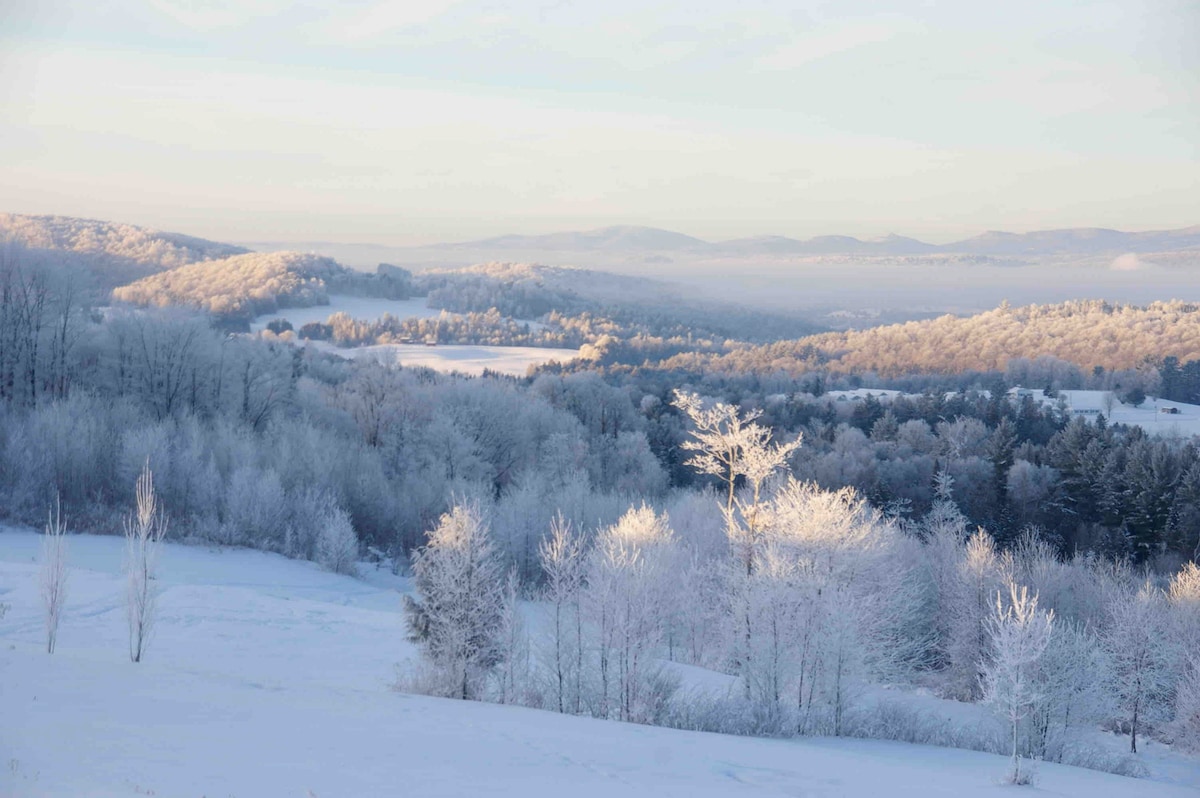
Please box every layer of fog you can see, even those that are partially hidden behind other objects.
[244,240,1200,325]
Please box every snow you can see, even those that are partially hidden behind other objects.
[1028,389,1200,438]
[247,294,575,375]
[3,528,1197,798]
[249,294,548,333]
[823,389,905,402]
[302,339,581,377]
[249,295,450,332]
[818,386,1200,439]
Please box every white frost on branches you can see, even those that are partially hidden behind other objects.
[124,463,167,663]
[981,581,1054,785]
[40,495,69,654]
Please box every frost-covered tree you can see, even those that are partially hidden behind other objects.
[1174,654,1200,753]
[583,505,679,722]
[124,463,167,663]
[982,582,1054,784]
[755,480,918,735]
[674,391,801,701]
[404,503,507,700]
[1168,563,1200,751]
[672,390,801,514]
[316,501,359,576]
[40,496,69,654]
[1169,561,1200,656]
[538,513,586,713]
[494,569,529,705]
[945,528,1009,699]
[1026,621,1110,763]
[1103,581,1176,753]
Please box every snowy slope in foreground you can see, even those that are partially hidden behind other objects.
[2,530,1196,798]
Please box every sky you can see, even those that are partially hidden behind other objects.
[1,0,1197,246]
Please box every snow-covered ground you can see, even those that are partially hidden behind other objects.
[1059,390,1200,438]
[2,528,1197,798]
[249,295,450,332]
[248,294,575,375]
[249,294,548,333]
[302,339,581,377]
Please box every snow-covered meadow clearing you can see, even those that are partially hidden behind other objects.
[248,296,450,332]
[303,339,581,377]
[3,528,1197,798]
[248,294,576,375]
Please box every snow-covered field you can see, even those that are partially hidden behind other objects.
[248,294,574,375]
[303,339,581,377]
[250,294,548,333]
[249,295,450,332]
[3,529,1197,798]
[1058,390,1200,438]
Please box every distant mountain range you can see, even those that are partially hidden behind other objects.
[435,223,1200,258]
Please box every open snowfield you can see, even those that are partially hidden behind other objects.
[249,295,548,334]
[248,294,574,375]
[303,339,581,377]
[2,528,1197,798]
[249,296,451,332]
[1060,391,1200,438]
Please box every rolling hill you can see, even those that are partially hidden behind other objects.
[0,213,249,289]
[112,250,348,319]
[651,299,1200,378]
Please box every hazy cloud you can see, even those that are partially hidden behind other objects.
[1111,253,1145,271]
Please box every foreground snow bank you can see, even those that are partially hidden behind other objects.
[1,529,1196,797]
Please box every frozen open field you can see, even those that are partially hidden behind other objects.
[1032,390,1200,438]
[249,295,451,332]
[3,529,1197,798]
[304,339,581,376]
[250,294,572,375]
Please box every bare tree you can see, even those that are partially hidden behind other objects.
[124,463,167,663]
[41,495,69,654]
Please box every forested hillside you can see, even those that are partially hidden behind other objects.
[0,213,248,288]
[112,251,352,322]
[414,262,821,343]
[651,301,1200,378]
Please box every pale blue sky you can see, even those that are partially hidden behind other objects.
[2,0,1196,245]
